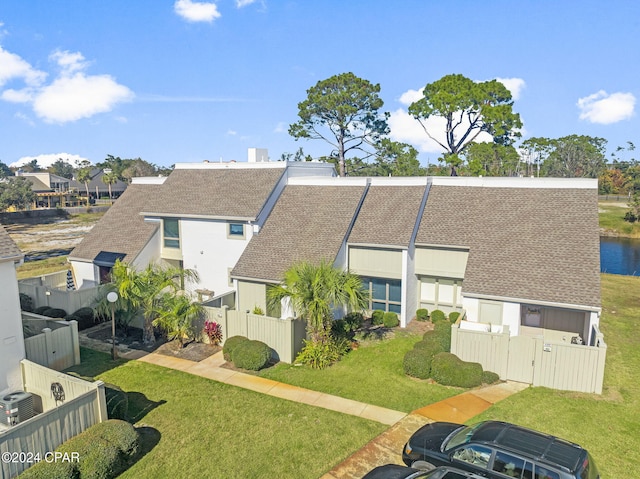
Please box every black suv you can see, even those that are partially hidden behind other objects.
[402,421,600,479]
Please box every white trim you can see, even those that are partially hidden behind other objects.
[430,176,597,189]
[131,176,168,185]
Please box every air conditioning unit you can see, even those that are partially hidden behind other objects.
[0,391,36,426]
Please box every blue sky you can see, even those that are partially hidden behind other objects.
[1,0,639,168]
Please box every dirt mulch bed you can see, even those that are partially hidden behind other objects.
[84,325,219,362]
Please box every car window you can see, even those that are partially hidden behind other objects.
[492,451,528,478]
[452,445,492,469]
[534,465,560,479]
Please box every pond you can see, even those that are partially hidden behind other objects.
[600,236,640,276]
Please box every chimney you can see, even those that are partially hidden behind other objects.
[247,148,268,163]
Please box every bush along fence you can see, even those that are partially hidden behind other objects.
[18,271,100,315]
[200,305,306,363]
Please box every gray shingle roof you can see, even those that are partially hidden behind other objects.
[142,168,285,219]
[0,225,22,262]
[348,185,426,247]
[416,186,601,308]
[232,185,366,281]
[69,184,162,263]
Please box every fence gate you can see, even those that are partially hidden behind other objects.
[506,335,537,383]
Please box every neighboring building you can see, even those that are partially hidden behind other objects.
[0,225,26,395]
[16,171,73,208]
[69,152,602,345]
[70,168,128,200]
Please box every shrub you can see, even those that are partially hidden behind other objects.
[403,348,435,379]
[448,311,461,323]
[43,308,68,318]
[344,311,364,330]
[223,335,249,361]
[64,314,81,323]
[105,384,129,421]
[430,309,446,322]
[252,305,265,315]
[482,370,500,385]
[331,319,350,340]
[69,307,97,330]
[413,338,445,356]
[415,308,429,321]
[19,293,35,312]
[295,336,350,369]
[431,352,483,388]
[383,311,399,328]
[232,340,273,371]
[203,320,223,345]
[20,419,138,479]
[371,310,384,325]
[33,306,50,316]
[423,321,452,352]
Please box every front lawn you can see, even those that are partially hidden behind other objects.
[259,330,463,412]
[473,274,640,478]
[65,349,386,478]
[599,202,640,237]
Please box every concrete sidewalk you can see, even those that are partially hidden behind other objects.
[137,351,407,425]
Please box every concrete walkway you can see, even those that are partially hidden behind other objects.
[136,351,407,425]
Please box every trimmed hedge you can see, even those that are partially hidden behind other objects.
[73,307,97,330]
[371,310,384,325]
[43,308,68,319]
[223,335,250,361]
[448,311,461,323]
[415,308,429,321]
[431,352,483,388]
[33,306,50,316]
[403,348,435,379]
[482,370,500,385]
[232,340,273,371]
[19,419,138,479]
[430,309,446,323]
[20,293,35,312]
[382,312,399,328]
[423,321,452,352]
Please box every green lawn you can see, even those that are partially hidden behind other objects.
[473,274,640,478]
[599,202,640,237]
[259,330,463,412]
[65,349,386,479]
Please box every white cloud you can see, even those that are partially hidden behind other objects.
[0,46,133,124]
[398,88,424,106]
[11,153,91,169]
[236,0,257,7]
[0,46,47,87]
[226,129,237,136]
[174,0,221,22]
[577,90,636,124]
[495,77,526,100]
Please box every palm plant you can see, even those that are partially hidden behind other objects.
[153,293,205,348]
[110,260,199,346]
[101,170,119,202]
[76,167,92,206]
[267,260,367,342]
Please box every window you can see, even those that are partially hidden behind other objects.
[362,277,401,313]
[492,451,528,478]
[163,219,180,248]
[451,445,492,469]
[228,222,245,239]
[534,466,559,479]
[419,276,463,310]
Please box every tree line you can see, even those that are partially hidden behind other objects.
[284,72,636,198]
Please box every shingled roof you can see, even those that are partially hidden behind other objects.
[232,185,366,282]
[0,225,22,262]
[416,185,601,308]
[69,184,162,263]
[141,168,284,219]
[348,185,426,247]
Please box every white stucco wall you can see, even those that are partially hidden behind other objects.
[70,260,99,289]
[180,219,253,296]
[132,229,161,271]
[0,261,26,395]
[501,301,521,335]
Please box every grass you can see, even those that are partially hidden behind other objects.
[473,274,640,478]
[599,202,640,237]
[16,256,69,279]
[64,349,386,479]
[259,331,463,412]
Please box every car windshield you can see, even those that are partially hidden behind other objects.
[444,423,483,452]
